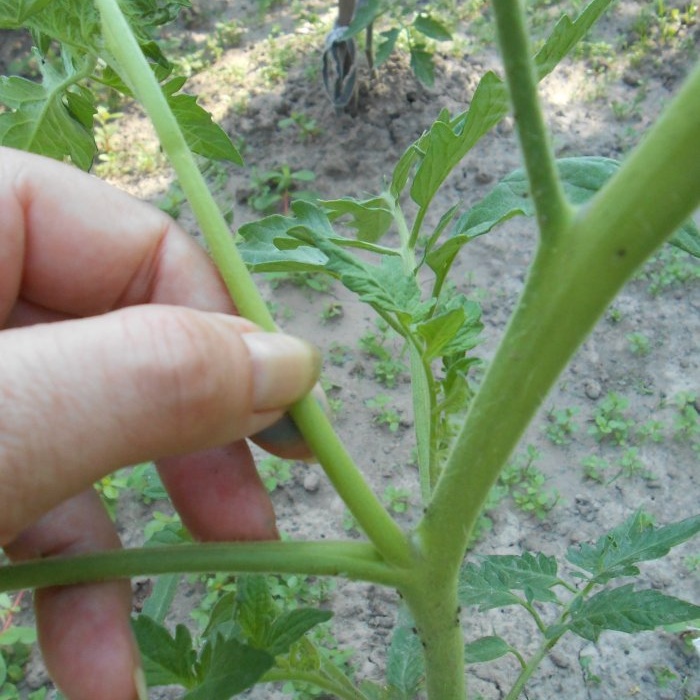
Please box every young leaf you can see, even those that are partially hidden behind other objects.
[163,77,243,164]
[0,52,96,169]
[564,585,700,642]
[566,511,700,584]
[235,575,276,649]
[459,553,561,610]
[0,0,54,27]
[464,635,512,664]
[341,0,382,38]
[375,28,400,66]
[323,194,394,243]
[141,574,180,624]
[132,615,198,688]
[413,14,452,42]
[410,47,435,87]
[267,607,333,657]
[186,636,274,700]
[386,609,425,699]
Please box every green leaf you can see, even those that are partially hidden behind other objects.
[565,585,700,642]
[386,609,424,699]
[459,553,561,609]
[141,574,180,624]
[323,195,394,243]
[432,157,700,272]
[376,28,400,66]
[163,77,243,164]
[413,14,452,42]
[407,0,613,212]
[411,73,509,209]
[409,47,435,87]
[464,635,512,664]
[0,625,37,646]
[235,575,276,650]
[0,0,53,27]
[267,608,333,657]
[185,636,273,700]
[132,615,197,688]
[534,0,614,80]
[0,52,96,169]
[341,0,382,38]
[566,511,700,584]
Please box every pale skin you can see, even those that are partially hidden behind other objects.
[0,147,321,700]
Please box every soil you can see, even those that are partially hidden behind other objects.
[1,1,699,698]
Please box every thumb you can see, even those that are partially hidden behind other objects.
[0,305,320,544]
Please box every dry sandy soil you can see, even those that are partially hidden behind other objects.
[1,0,699,698]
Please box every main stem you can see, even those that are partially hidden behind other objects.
[95,0,410,567]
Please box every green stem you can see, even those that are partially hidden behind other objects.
[95,0,410,567]
[492,0,572,239]
[0,541,403,593]
[395,201,437,503]
[420,56,700,573]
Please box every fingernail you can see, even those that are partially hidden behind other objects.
[243,333,321,411]
[134,666,148,700]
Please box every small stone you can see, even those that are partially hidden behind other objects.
[584,379,602,400]
[303,471,320,493]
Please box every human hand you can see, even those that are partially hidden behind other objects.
[0,147,321,700]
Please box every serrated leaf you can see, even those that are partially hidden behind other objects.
[409,47,435,87]
[267,607,332,657]
[341,0,382,38]
[0,0,53,27]
[132,615,197,687]
[323,195,394,243]
[163,78,242,164]
[185,636,273,700]
[0,52,96,169]
[413,14,452,42]
[235,575,276,649]
[141,574,180,624]
[566,511,700,584]
[386,609,424,698]
[408,0,613,211]
[376,28,400,66]
[534,0,613,79]
[464,635,512,664]
[565,585,700,642]
[459,553,561,609]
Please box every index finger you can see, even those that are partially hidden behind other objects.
[0,147,234,321]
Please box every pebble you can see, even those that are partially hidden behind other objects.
[303,471,320,493]
[584,379,602,400]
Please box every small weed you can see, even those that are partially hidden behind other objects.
[320,301,344,323]
[382,486,411,515]
[278,111,322,141]
[579,655,602,685]
[684,554,700,572]
[366,394,402,432]
[265,270,333,294]
[258,456,293,492]
[607,306,623,323]
[671,392,700,448]
[637,246,700,296]
[500,446,559,519]
[543,406,579,445]
[588,392,634,445]
[636,419,665,444]
[248,165,316,214]
[328,342,352,367]
[652,664,679,689]
[627,331,652,356]
[359,325,408,388]
[582,454,610,483]
[617,447,654,480]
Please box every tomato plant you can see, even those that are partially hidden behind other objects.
[1,0,699,698]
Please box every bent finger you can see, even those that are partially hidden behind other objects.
[0,305,319,545]
[3,490,141,700]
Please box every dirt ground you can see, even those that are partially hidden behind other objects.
[1,0,699,698]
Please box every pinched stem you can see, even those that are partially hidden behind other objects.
[0,541,404,592]
[95,0,410,568]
